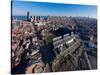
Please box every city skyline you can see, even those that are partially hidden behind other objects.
[12,1,97,18]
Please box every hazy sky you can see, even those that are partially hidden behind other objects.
[12,0,97,18]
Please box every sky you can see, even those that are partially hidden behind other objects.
[12,0,97,18]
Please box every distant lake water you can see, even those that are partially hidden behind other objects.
[12,16,49,20]
[12,16,27,20]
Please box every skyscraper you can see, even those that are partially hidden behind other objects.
[36,16,38,20]
[27,11,30,21]
[34,16,35,20]
[38,16,40,20]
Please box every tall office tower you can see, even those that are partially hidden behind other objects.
[27,11,30,21]
[30,15,32,19]
[34,16,35,20]
[38,16,40,20]
[36,16,38,20]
